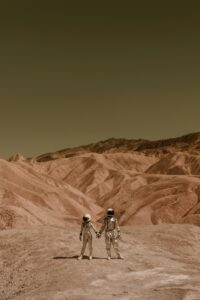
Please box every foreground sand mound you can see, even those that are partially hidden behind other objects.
[0,224,200,299]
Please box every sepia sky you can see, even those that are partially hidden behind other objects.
[0,1,200,158]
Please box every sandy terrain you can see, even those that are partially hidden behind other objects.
[1,155,200,228]
[1,133,200,299]
[0,224,200,300]
[1,133,200,228]
[0,158,102,229]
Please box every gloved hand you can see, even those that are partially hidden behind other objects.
[96,232,101,238]
[79,233,82,241]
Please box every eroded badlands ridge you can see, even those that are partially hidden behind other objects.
[1,132,200,229]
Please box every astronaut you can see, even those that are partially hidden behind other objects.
[98,208,123,260]
[78,213,97,260]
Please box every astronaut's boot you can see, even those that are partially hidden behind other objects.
[107,249,111,260]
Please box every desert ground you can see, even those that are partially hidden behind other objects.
[1,132,200,299]
[1,224,200,300]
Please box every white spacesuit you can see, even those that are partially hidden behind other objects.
[98,208,123,260]
[78,213,97,260]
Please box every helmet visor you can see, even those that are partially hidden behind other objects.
[107,210,114,216]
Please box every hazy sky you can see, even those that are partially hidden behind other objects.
[0,1,200,158]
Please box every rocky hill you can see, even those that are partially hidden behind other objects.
[36,132,200,161]
[1,132,200,229]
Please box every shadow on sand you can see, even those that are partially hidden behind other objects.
[53,255,108,260]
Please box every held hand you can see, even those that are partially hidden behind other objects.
[96,232,101,238]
